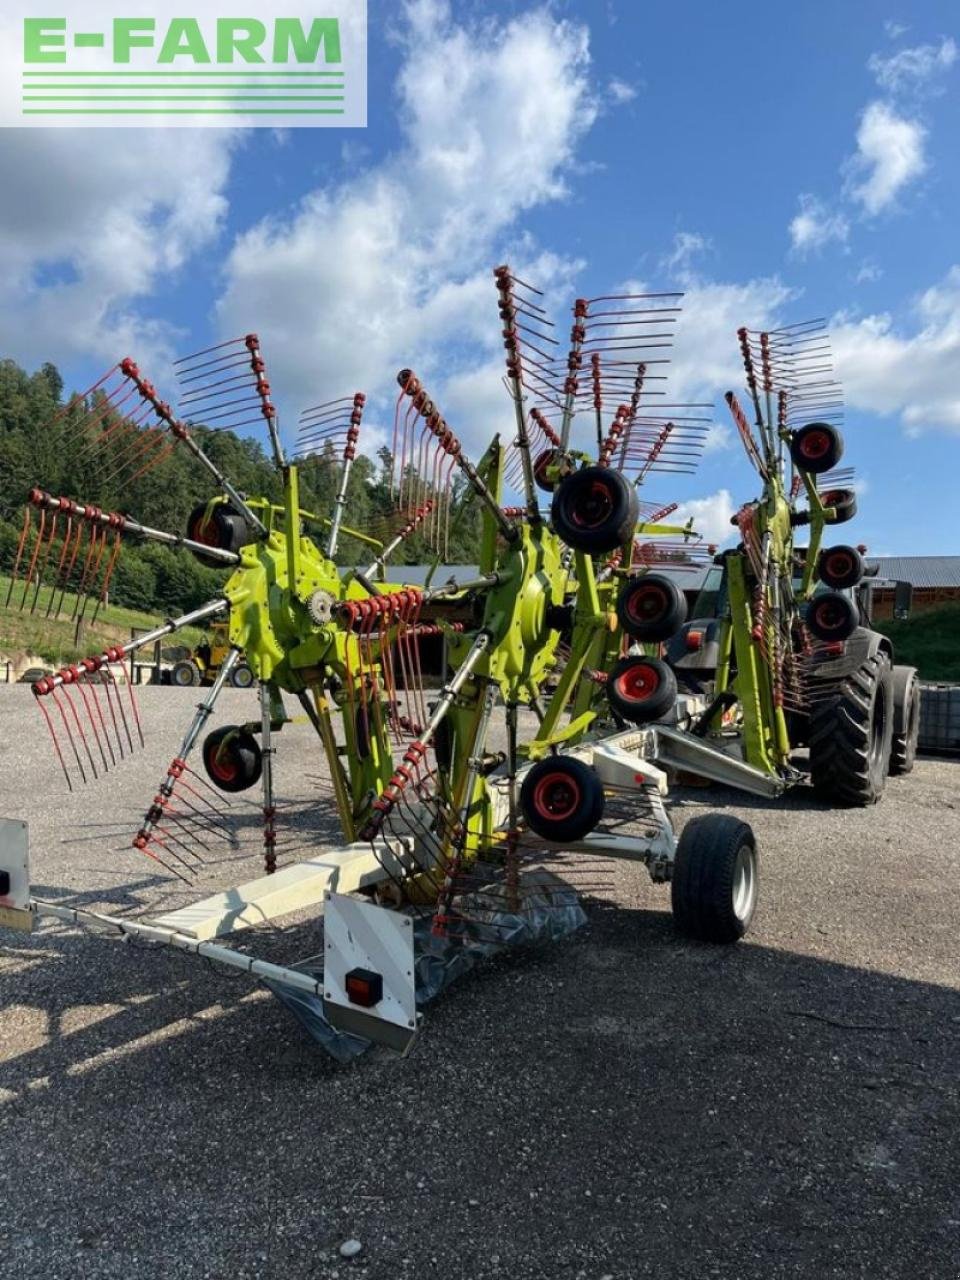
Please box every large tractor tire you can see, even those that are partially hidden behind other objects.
[229,661,255,689]
[889,664,920,776]
[671,815,758,944]
[809,652,893,805]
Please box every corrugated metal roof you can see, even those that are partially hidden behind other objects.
[866,556,960,589]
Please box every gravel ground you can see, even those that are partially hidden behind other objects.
[0,685,959,1279]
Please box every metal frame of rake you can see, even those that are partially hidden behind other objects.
[15,261,724,948]
[681,320,864,778]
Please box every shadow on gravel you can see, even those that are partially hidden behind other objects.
[1,895,959,1277]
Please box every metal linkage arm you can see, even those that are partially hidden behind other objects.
[27,489,241,566]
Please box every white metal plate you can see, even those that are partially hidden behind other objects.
[322,893,417,1039]
[0,818,33,933]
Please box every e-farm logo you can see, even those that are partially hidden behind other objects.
[3,2,366,127]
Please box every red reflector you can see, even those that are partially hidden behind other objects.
[685,629,703,652]
[345,967,383,1008]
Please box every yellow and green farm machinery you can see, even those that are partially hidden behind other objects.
[0,269,917,1056]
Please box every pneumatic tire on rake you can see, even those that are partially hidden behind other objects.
[890,664,920,776]
[202,725,262,793]
[808,653,893,805]
[520,756,605,842]
[607,656,677,724]
[671,815,758,944]
[616,573,687,641]
[550,466,638,555]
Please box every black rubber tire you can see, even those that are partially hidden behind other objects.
[890,664,920,776]
[551,466,638,555]
[809,653,893,805]
[187,502,251,568]
[671,815,758,944]
[520,756,605,842]
[171,659,202,687]
[533,448,561,493]
[820,488,857,525]
[606,656,677,724]
[818,544,864,590]
[229,662,255,689]
[202,725,262,793]
[616,573,687,641]
[806,591,859,642]
[790,422,844,475]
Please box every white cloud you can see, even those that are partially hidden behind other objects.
[884,20,909,41]
[216,1,598,455]
[661,231,710,277]
[847,100,926,215]
[832,265,960,432]
[655,275,796,403]
[671,489,736,547]
[607,77,637,104]
[788,195,850,254]
[0,130,239,369]
[854,259,883,284]
[868,36,957,93]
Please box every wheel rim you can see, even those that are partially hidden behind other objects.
[812,601,847,635]
[824,552,853,580]
[800,429,831,460]
[189,514,218,547]
[615,662,660,703]
[625,583,669,627]
[571,480,614,529]
[732,844,757,921]
[532,772,581,821]
[209,746,238,783]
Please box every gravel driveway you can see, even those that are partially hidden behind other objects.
[0,686,958,1279]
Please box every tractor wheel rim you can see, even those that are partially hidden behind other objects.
[732,845,757,920]
[815,603,845,632]
[615,663,659,702]
[532,772,581,821]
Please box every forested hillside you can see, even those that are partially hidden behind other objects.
[0,358,482,618]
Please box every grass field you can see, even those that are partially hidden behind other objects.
[874,603,960,682]
[0,574,204,669]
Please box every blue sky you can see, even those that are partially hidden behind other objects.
[2,0,959,553]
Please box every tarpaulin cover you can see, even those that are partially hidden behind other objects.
[265,876,587,1063]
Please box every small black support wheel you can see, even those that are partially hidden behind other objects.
[202,725,262,793]
[171,659,202,687]
[551,466,638,554]
[617,573,687,641]
[671,815,758,944]
[806,591,859,642]
[186,502,251,567]
[229,662,255,689]
[809,653,893,805]
[520,756,605,842]
[890,664,920,776]
[606,656,677,724]
[790,422,844,474]
[818,544,864,590]
[820,487,857,525]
